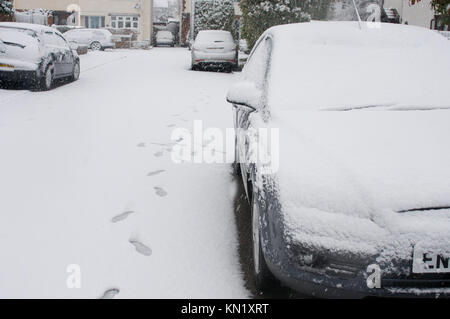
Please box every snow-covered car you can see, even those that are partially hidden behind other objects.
[0,22,80,91]
[227,21,450,298]
[64,28,115,51]
[191,30,237,72]
[156,30,175,47]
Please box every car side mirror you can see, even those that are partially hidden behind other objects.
[68,40,78,50]
[226,81,262,111]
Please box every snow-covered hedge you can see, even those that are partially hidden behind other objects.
[194,0,235,38]
[240,0,311,50]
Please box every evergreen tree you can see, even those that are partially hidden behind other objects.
[194,0,235,38]
[0,0,13,15]
[431,0,450,27]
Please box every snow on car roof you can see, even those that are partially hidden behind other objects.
[198,30,231,34]
[0,22,61,35]
[263,21,450,111]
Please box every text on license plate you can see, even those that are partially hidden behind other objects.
[412,246,450,273]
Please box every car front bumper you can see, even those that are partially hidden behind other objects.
[0,69,38,83]
[102,42,116,49]
[259,198,450,298]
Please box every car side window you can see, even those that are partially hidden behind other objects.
[93,31,105,38]
[43,31,57,46]
[242,36,272,90]
[56,34,70,50]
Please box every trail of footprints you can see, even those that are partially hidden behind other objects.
[103,107,203,297]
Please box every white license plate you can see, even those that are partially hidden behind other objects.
[412,246,450,273]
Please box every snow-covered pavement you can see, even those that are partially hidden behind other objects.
[0,48,249,298]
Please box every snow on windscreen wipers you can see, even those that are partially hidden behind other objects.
[2,41,26,49]
[321,103,395,111]
[398,206,450,213]
[321,104,450,111]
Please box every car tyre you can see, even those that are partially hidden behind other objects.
[71,61,80,82]
[251,187,276,292]
[90,41,102,51]
[38,64,54,91]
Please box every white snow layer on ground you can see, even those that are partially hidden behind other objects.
[0,49,249,298]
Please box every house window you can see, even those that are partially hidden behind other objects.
[83,16,105,28]
[111,15,139,29]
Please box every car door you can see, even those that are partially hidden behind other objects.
[42,31,65,76]
[55,33,74,75]
[71,30,89,46]
[235,36,273,196]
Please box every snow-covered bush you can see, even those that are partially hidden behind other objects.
[327,0,382,22]
[194,0,235,38]
[240,0,311,50]
[431,0,450,27]
[0,0,13,15]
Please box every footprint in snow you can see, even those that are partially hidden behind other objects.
[154,186,167,197]
[147,169,165,177]
[129,239,152,256]
[154,151,164,157]
[111,211,135,223]
[137,142,146,148]
[100,288,120,299]
[167,124,176,128]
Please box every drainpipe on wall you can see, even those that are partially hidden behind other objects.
[149,0,153,46]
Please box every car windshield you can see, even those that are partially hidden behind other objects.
[196,31,233,43]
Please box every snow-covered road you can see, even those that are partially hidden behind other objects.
[0,48,249,298]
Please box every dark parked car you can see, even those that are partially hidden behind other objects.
[0,22,80,91]
[227,21,450,298]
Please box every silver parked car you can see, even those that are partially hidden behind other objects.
[227,21,450,298]
[156,30,175,47]
[0,22,80,91]
[191,30,237,72]
[64,28,115,51]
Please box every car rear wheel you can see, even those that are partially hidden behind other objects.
[90,41,102,51]
[39,64,54,91]
[71,61,80,82]
[251,188,276,292]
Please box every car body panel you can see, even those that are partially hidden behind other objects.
[0,22,79,84]
[64,29,115,50]
[156,31,174,46]
[191,30,237,67]
[230,21,450,298]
